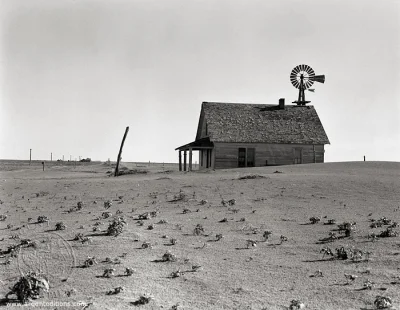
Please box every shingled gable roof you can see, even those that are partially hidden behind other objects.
[196,102,330,145]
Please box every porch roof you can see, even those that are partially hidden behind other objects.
[175,137,214,151]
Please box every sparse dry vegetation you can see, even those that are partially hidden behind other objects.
[1,161,399,309]
[5,272,49,303]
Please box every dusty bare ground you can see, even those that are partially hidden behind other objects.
[0,161,399,310]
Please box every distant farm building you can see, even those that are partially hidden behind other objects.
[176,100,330,170]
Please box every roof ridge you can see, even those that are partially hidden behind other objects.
[202,101,315,108]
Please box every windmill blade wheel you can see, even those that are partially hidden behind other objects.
[290,64,316,89]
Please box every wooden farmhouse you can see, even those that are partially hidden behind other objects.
[175,99,330,171]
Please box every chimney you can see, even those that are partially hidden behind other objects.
[279,98,285,109]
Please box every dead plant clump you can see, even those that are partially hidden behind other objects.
[69,202,84,213]
[80,236,92,244]
[191,265,202,272]
[131,295,153,306]
[379,227,399,238]
[139,211,158,220]
[125,268,135,276]
[193,224,205,236]
[0,214,7,221]
[246,240,257,248]
[170,269,183,278]
[221,199,236,207]
[5,272,49,304]
[337,222,356,237]
[103,268,115,278]
[104,257,121,264]
[73,233,84,241]
[102,211,112,219]
[104,200,112,209]
[363,279,374,290]
[83,256,98,267]
[106,217,126,236]
[368,232,378,242]
[309,216,321,224]
[215,234,224,241]
[374,296,392,309]
[141,242,152,249]
[170,238,177,245]
[161,251,177,262]
[262,231,272,242]
[289,299,305,309]
[65,288,77,297]
[107,286,124,295]
[320,247,334,258]
[168,190,187,202]
[344,273,358,284]
[280,235,288,243]
[37,215,49,223]
[312,270,323,277]
[20,239,37,248]
[55,222,66,231]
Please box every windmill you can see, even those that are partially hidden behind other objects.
[290,64,325,105]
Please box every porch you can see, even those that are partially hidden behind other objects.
[175,137,214,171]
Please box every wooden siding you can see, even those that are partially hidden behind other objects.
[213,142,325,169]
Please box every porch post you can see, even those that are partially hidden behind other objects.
[179,151,182,171]
[183,151,187,171]
[189,147,193,171]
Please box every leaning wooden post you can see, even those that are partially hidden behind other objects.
[115,126,130,177]
[29,149,32,165]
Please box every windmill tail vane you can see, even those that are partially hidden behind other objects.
[290,64,325,105]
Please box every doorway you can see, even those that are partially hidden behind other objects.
[294,148,302,164]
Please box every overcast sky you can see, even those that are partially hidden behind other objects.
[0,0,399,163]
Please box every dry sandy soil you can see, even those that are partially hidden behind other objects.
[0,160,399,310]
